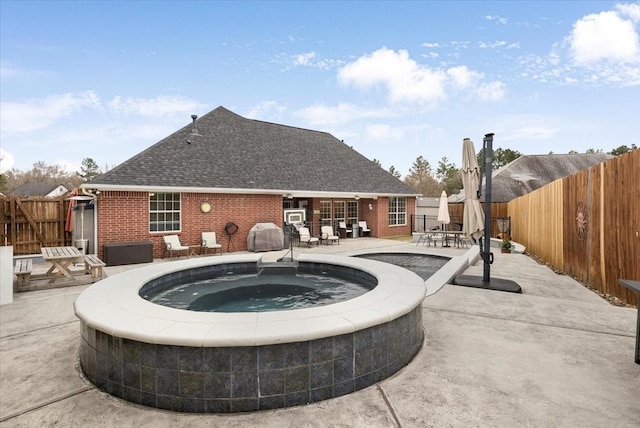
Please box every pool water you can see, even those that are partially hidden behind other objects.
[355,253,449,280]
[145,272,374,312]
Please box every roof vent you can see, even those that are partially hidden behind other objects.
[190,114,200,136]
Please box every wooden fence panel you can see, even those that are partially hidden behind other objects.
[0,196,71,255]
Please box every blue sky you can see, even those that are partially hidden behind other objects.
[1,1,639,177]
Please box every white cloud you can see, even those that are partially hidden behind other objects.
[0,91,102,133]
[568,10,640,64]
[365,123,400,140]
[422,42,440,48]
[477,81,506,101]
[478,40,508,49]
[485,15,508,25]
[503,126,559,141]
[294,51,316,66]
[446,66,483,90]
[616,3,640,23]
[107,95,202,117]
[245,101,288,119]
[286,51,345,70]
[294,103,394,125]
[337,47,448,104]
[0,147,15,172]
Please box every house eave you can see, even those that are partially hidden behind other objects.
[80,184,420,199]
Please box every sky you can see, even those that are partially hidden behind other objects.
[1,1,639,178]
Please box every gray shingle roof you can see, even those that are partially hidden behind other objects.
[451,153,614,203]
[11,182,69,196]
[88,106,418,196]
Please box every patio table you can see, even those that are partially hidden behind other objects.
[41,246,82,283]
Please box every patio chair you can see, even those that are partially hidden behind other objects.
[162,235,190,258]
[201,231,222,255]
[298,227,319,247]
[320,226,339,245]
[338,222,352,238]
[358,221,371,237]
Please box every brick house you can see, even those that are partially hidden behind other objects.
[82,106,419,259]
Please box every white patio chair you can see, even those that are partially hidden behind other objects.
[298,227,319,247]
[162,235,190,258]
[338,221,352,238]
[201,231,222,255]
[358,221,371,236]
[320,226,339,245]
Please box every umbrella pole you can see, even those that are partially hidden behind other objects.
[481,133,494,282]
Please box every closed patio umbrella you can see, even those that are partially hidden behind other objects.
[437,190,450,232]
[461,138,484,241]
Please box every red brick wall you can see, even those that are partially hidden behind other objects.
[96,191,283,259]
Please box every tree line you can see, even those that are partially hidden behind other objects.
[378,144,637,197]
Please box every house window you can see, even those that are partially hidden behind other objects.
[150,192,181,232]
[388,197,407,226]
[283,200,294,209]
[347,201,358,225]
[334,201,345,225]
[320,201,332,226]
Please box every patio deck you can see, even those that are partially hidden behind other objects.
[1,237,638,427]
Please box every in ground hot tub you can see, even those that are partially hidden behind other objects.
[75,254,426,413]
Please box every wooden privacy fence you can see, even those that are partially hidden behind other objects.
[0,196,72,255]
[508,149,639,306]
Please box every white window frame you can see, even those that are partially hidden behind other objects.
[388,197,407,226]
[150,192,181,232]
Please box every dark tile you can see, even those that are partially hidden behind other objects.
[232,347,257,372]
[310,361,333,389]
[108,359,123,384]
[141,366,156,393]
[333,357,354,383]
[107,380,124,398]
[355,372,377,390]
[309,337,333,363]
[206,398,231,413]
[123,362,141,389]
[230,398,259,412]
[204,372,231,398]
[86,326,96,349]
[156,369,179,396]
[285,341,309,367]
[122,339,141,365]
[284,390,308,407]
[157,394,180,412]
[141,392,156,407]
[284,366,308,393]
[180,397,205,413]
[140,344,156,367]
[123,386,141,404]
[179,371,204,398]
[109,336,123,362]
[203,347,231,372]
[94,374,108,390]
[333,334,353,358]
[309,385,332,403]
[334,379,354,397]
[231,372,258,398]
[258,344,286,370]
[96,351,109,378]
[96,330,109,353]
[355,349,374,377]
[258,369,284,396]
[372,346,387,371]
[354,328,373,352]
[179,347,203,372]
[259,395,285,411]
[156,345,179,370]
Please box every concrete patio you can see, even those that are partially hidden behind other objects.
[1,238,638,427]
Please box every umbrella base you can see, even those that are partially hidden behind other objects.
[453,275,522,293]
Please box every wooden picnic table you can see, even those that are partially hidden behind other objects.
[41,246,82,283]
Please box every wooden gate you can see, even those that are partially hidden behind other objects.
[0,195,71,255]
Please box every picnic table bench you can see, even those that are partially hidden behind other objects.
[84,254,106,282]
[14,259,33,288]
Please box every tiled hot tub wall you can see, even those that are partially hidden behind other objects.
[79,306,423,413]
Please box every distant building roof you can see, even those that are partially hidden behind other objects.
[451,153,613,203]
[86,106,419,198]
[417,197,440,208]
[11,183,69,197]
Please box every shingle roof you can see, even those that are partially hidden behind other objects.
[11,182,69,197]
[88,106,418,197]
[451,153,613,203]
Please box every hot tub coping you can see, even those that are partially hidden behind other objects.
[74,253,427,347]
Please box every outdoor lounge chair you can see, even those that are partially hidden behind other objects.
[201,231,222,255]
[320,226,339,245]
[358,221,371,237]
[298,227,319,247]
[162,235,190,258]
[339,222,352,238]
